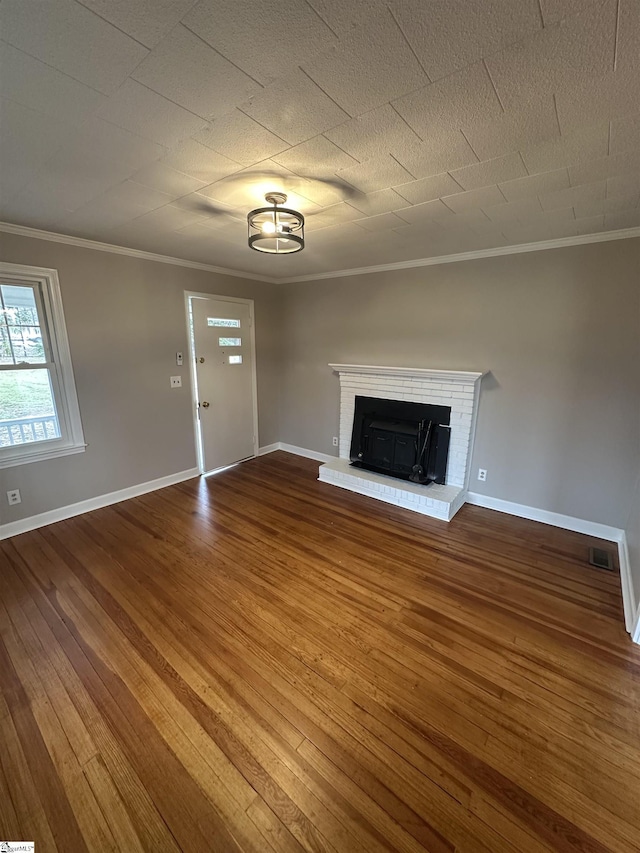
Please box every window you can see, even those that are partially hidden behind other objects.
[207,318,240,327]
[218,337,241,346]
[0,263,85,468]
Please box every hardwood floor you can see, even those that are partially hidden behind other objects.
[1,451,639,852]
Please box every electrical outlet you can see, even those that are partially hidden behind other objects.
[170,375,182,388]
[332,436,339,446]
[176,351,183,366]
[7,489,21,506]
[477,468,487,482]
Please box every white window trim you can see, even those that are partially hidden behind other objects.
[0,262,86,469]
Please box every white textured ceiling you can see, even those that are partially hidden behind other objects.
[1,0,639,280]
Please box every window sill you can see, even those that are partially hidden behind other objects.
[0,443,87,469]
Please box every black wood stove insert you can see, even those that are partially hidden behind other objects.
[349,396,451,485]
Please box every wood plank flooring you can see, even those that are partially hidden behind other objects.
[1,450,639,852]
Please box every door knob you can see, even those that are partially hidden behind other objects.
[199,357,205,363]
[201,401,210,408]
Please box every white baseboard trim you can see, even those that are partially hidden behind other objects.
[259,442,335,464]
[618,533,639,639]
[465,491,624,542]
[258,443,280,456]
[632,606,640,645]
[466,491,640,639]
[0,467,200,541]
[279,442,335,463]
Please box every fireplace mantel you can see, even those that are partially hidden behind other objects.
[329,364,485,384]
[320,364,486,521]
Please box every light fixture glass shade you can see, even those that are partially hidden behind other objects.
[247,193,304,254]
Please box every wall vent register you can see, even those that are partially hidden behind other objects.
[588,547,614,571]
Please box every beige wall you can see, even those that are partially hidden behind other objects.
[279,238,640,528]
[0,232,283,523]
[1,232,638,533]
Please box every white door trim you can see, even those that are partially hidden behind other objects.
[184,291,259,474]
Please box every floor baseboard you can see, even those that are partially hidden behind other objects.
[465,491,624,542]
[617,533,639,639]
[632,605,640,645]
[465,492,637,638]
[5,443,637,644]
[0,467,201,541]
[259,442,334,464]
[258,443,280,456]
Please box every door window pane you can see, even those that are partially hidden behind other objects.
[0,369,60,447]
[208,318,240,327]
[218,337,241,346]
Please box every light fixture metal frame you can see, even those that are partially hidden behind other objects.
[247,192,305,254]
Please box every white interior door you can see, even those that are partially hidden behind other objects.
[190,296,257,472]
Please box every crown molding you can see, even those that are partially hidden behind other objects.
[274,226,640,283]
[2,220,638,286]
[0,221,277,283]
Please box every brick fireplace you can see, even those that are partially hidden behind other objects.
[318,364,484,521]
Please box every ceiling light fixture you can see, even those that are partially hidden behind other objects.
[247,192,304,254]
